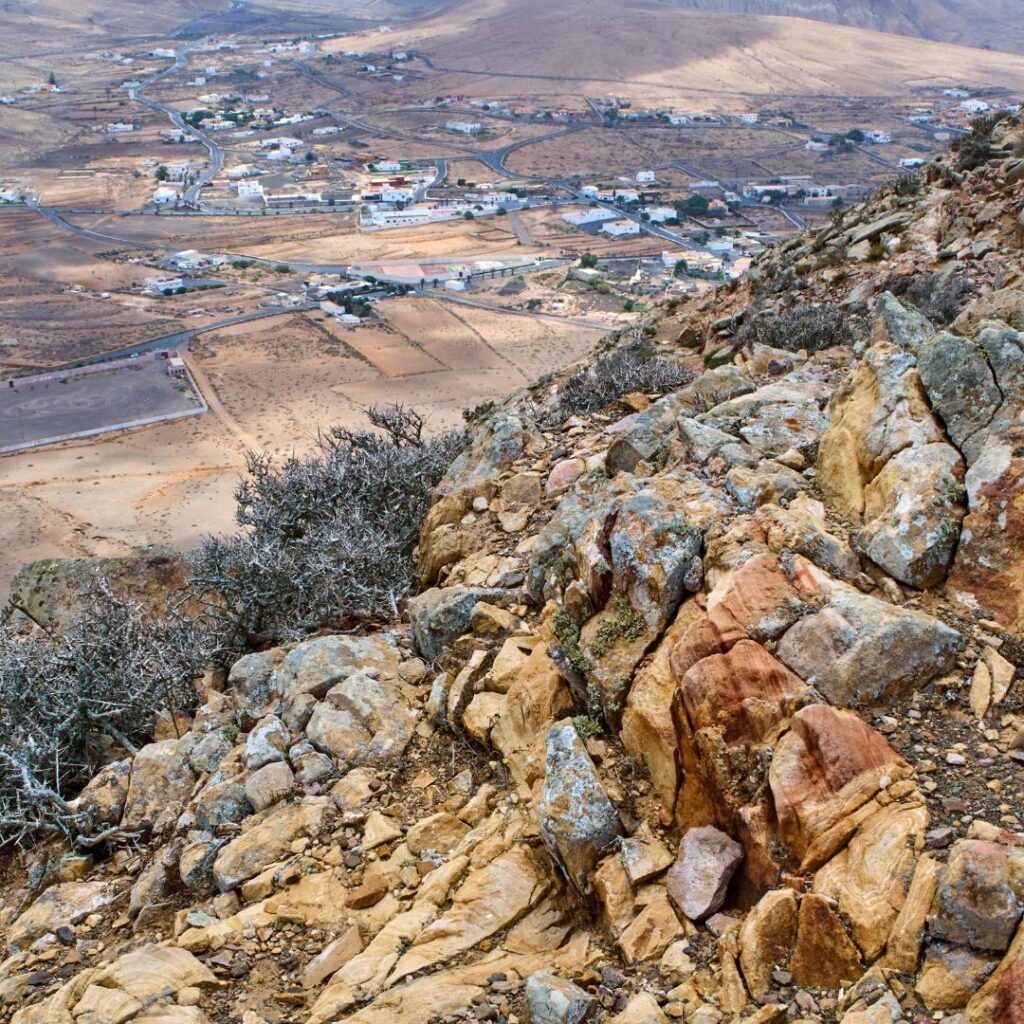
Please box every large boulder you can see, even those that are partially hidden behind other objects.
[538,722,622,892]
[853,441,965,588]
[818,342,964,587]
[408,586,507,660]
[914,326,1024,628]
[305,670,416,766]
[121,739,196,832]
[776,587,962,707]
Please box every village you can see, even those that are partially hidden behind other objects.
[1,11,1023,482]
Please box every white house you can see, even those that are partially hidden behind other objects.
[237,180,265,197]
[601,219,640,236]
[445,121,482,134]
[312,126,341,136]
[146,276,184,292]
[562,208,616,226]
[107,122,136,133]
[476,191,519,205]
[642,205,677,223]
[864,131,892,144]
[598,189,640,203]
[668,115,690,126]
[580,185,600,198]
[152,186,180,206]
[373,160,403,172]
[635,170,656,183]
[899,157,926,168]
[943,88,970,98]
[961,99,991,114]
[737,113,758,125]
[805,140,830,152]
[298,41,317,56]
[381,186,415,203]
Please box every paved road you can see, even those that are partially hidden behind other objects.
[61,304,315,369]
[129,47,225,205]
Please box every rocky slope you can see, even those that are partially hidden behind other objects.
[2,117,1024,1024]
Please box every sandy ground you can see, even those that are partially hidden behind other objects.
[0,297,603,595]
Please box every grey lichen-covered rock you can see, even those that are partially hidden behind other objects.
[273,633,402,704]
[853,441,966,588]
[121,739,196,832]
[194,778,251,831]
[776,588,962,707]
[538,722,622,893]
[698,374,831,461]
[930,840,1024,952]
[188,729,235,775]
[523,971,598,1024]
[407,586,507,660]
[245,715,289,770]
[872,291,935,354]
[917,331,1004,461]
[304,670,416,766]
[227,646,286,719]
[605,366,755,474]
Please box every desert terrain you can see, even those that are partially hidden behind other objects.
[2,0,1023,590]
[0,298,601,592]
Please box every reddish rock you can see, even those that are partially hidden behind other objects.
[674,640,808,832]
[546,458,587,496]
[678,640,807,746]
[769,705,908,869]
[669,554,807,677]
[994,954,1024,1024]
[666,825,743,921]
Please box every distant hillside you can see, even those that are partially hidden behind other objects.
[673,0,1024,55]
[376,0,1024,102]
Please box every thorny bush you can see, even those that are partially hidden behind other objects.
[548,339,695,423]
[0,581,204,846]
[185,405,466,653]
[0,405,464,846]
[736,302,858,354]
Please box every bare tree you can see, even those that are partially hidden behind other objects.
[0,582,204,846]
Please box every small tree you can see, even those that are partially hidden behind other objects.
[580,252,599,268]
[155,165,169,181]
[47,71,57,87]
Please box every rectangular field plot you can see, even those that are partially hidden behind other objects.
[0,359,204,453]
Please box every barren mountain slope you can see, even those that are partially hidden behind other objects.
[376,0,1024,101]
[675,0,1024,56]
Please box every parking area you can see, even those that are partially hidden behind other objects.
[0,359,203,452]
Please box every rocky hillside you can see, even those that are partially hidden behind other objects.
[2,116,1024,1024]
